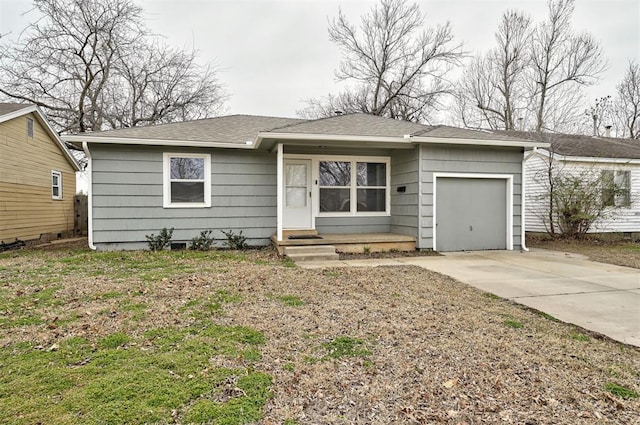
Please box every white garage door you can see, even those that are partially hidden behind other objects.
[436,177,509,251]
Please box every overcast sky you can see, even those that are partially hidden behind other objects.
[1,0,638,119]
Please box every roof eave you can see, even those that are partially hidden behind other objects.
[410,136,549,148]
[529,148,640,163]
[2,105,81,171]
[62,134,254,150]
[254,132,415,149]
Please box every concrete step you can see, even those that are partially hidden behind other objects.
[284,245,339,262]
[284,245,336,255]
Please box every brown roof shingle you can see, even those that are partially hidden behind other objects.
[496,130,640,159]
[82,115,305,144]
[0,103,31,117]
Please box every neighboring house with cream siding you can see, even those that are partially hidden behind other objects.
[500,130,640,235]
[0,104,80,243]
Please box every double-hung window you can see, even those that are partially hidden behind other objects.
[319,158,389,215]
[163,153,211,208]
[51,170,62,200]
[601,170,631,208]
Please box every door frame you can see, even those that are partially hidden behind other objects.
[282,158,313,230]
[432,173,513,251]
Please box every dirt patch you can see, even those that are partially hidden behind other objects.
[1,247,638,424]
[528,236,640,269]
[338,249,440,260]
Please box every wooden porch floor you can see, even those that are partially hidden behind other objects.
[271,232,416,254]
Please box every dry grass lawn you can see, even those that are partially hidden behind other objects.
[0,242,638,424]
[528,237,640,269]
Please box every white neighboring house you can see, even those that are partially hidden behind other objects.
[500,131,640,235]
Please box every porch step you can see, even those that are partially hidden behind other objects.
[284,245,339,262]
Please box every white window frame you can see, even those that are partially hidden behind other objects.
[163,152,211,208]
[602,169,631,208]
[51,170,63,200]
[314,155,391,217]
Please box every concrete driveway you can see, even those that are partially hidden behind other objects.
[397,249,640,347]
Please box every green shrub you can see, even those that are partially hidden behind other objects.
[145,227,173,251]
[189,230,215,251]
[221,230,248,250]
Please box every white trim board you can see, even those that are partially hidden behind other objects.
[432,173,514,251]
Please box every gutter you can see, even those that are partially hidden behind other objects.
[64,134,253,149]
[82,142,97,250]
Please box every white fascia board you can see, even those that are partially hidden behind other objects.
[411,136,549,149]
[0,105,36,124]
[254,132,414,148]
[559,155,640,165]
[62,134,254,149]
[533,148,640,164]
[1,105,81,171]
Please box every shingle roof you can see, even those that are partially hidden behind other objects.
[418,125,531,142]
[496,130,640,159]
[0,103,31,117]
[70,113,540,147]
[82,115,305,144]
[269,113,431,137]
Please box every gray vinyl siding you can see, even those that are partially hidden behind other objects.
[91,144,277,249]
[390,148,419,238]
[315,216,391,234]
[419,145,523,250]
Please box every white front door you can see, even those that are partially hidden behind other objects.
[283,159,312,229]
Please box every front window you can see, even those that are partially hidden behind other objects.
[319,161,351,212]
[319,158,389,215]
[356,162,386,212]
[163,153,211,208]
[51,170,62,200]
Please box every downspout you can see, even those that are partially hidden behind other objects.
[276,143,283,242]
[521,147,538,252]
[82,142,96,250]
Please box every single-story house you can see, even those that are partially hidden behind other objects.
[0,103,80,244]
[500,130,640,235]
[63,113,547,252]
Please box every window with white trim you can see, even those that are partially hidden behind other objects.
[319,158,389,215]
[51,170,62,200]
[601,170,631,207]
[163,153,211,208]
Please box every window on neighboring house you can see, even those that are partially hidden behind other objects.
[163,153,211,208]
[27,118,34,138]
[319,158,389,214]
[51,170,62,200]
[601,170,631,207]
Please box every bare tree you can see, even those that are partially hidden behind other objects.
[614,61,640,139]
[529,0,606,131]
[457,0,606,132]
[0,0,225,134]
[299,0,463,122]
[458,10,532,130]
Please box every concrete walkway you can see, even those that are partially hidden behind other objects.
[297,249,640,347]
